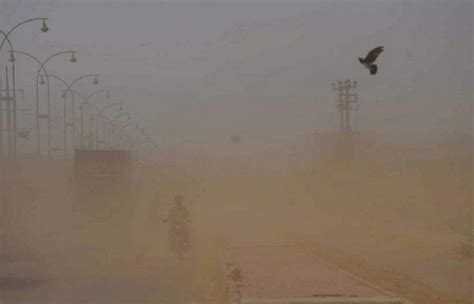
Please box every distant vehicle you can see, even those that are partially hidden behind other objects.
[74,149,132,200]
[230,134,241,144]
[73,149,134,251]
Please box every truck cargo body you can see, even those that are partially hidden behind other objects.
[74,149,131,194]
[73,149,134,250]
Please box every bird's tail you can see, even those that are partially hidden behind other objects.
[370,64,378,75]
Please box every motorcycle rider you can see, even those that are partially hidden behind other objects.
[164,195,191,255]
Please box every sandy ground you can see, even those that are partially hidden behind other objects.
[0,160,195,304]
[186,159,472,304]
[0,157,472,303]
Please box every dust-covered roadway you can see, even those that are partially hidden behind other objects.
[0,155,472,304]
[0,160,195,304]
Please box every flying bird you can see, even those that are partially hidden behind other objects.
[359,46,384,75]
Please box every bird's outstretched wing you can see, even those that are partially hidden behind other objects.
[364,46,384,64]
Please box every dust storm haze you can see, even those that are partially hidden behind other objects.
[0,0,472,304]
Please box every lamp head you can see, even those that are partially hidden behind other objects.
[70,52,77,63]
[39,75,45,85]
[41,19,49,33]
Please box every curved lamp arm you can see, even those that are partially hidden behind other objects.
[0,18,48,53]
[70,74,99,88]
[84,89,110,105]
[10,50,48,76]
[39,50,77,77]
[0,30,14,56]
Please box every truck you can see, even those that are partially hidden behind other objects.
[74,149,132,198]
[73,149,135,251]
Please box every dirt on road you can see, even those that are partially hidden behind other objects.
[1,157,471,304]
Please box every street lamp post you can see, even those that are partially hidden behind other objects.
[95,102,122,149]
[40,74,100,158]
[102,119,118,150]
[72,90,110,149]
[110,112,131,149]
[61,90,67,159]
[0,18,49,159]
[117,120,143,153]
[10,50,77,158]
[67,74,99,147]
[0,18,48,53]
[73,95,95,150]
[113,112,130,122]
[0,31,15,159]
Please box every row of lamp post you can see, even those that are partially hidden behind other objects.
[9,49,77,159]
[1,18,154,161]
[0,18,49,159]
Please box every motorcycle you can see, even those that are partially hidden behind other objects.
[166,219,191,259]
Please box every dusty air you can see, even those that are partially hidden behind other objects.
[0,1,472,304]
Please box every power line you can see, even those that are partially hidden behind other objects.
[332,79,358,159]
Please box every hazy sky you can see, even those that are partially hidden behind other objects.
[0,0,472,148]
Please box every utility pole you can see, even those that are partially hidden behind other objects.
[332,79,358,159]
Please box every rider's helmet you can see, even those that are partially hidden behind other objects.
[174,195,184,206]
